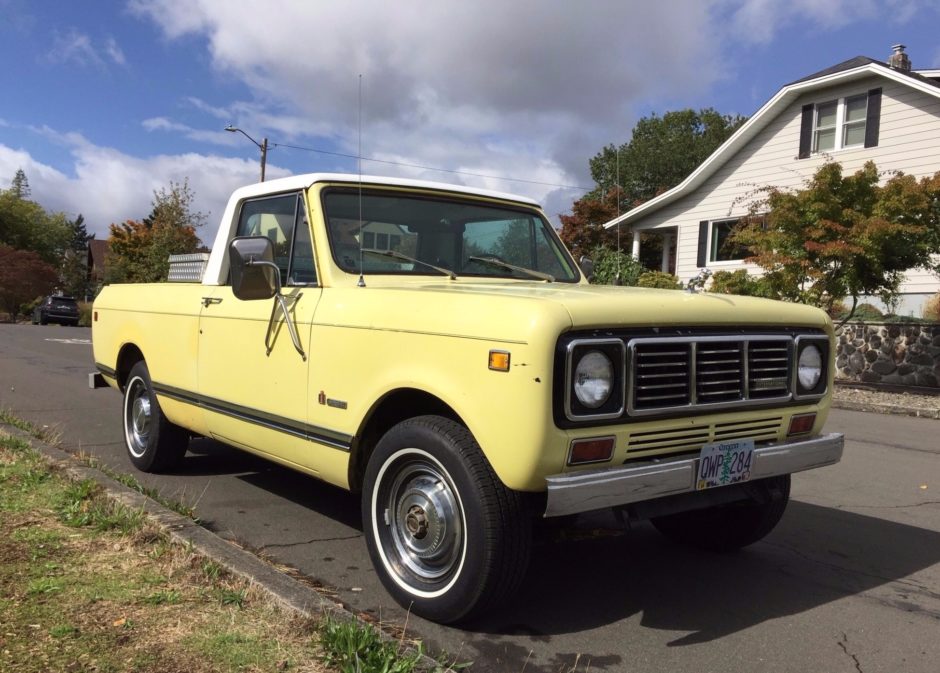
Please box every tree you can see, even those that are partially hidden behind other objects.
[562,108,745,275]
[0,184,71,264]
[10,168,30,199]
[105,180,205,284]
[0,245,57,321]
[731,161,940,318]
[59,214,95,298]
[589,108,746,210]
[559,187,621,259]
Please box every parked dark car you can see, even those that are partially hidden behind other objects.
[32,295,80,326]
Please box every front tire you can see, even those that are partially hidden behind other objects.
[362,416,531,624]
[122,361,188,472]
[650,475,791,552]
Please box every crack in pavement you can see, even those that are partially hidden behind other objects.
[838,632,864,673]
[831,500,940,511]
[261,533,362,550]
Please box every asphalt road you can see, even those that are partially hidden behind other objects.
[2,323,939,673]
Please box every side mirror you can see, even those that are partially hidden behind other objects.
[230,236,278,300]
[579,255,594,281]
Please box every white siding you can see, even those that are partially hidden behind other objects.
[632,75,940,297]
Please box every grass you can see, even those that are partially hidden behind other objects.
[0,419,449,673]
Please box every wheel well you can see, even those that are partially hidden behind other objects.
[115,344,145,391]
[348,388,461,492]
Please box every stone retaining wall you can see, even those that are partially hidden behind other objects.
[835,322,940,388]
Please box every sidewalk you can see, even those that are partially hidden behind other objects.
[831,384,940,420]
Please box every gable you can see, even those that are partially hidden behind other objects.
[606,61,940,233]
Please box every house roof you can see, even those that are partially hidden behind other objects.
[605,57,940,231]
[87,239,108,269]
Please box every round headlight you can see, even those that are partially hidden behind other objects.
[797,344,823,390]
[574,351,614,408]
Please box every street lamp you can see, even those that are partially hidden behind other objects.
[225,125,268,182]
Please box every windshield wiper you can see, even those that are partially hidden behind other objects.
[363,249,458,280]
[468,255,554,282]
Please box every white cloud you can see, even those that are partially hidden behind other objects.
[128,0,727,204]
[47,29,127,69]
[105,36,126,66]
[0,129,288,240]
[48,28,103,67]
[142,116,239,146]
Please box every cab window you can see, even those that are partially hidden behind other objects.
[235,193,317,286]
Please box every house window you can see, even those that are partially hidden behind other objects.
[709,219,747,263]
[813,94,867,153]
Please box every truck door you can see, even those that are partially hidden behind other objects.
[197,192,330,473]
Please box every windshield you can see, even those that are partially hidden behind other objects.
[322,189,579,282]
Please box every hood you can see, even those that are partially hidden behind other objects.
[318,279,832,345]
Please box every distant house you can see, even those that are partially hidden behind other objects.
[605,45,940,316]
[87,239,109,293]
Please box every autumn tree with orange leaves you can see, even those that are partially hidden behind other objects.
[731,161,940,318]
[105,180,205,284]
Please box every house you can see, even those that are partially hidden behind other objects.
[87,239,109,295]
[604,45,940,316]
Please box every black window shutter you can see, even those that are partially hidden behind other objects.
[697,221,709,268]
[864,88,882,148]
[798,104,814,159]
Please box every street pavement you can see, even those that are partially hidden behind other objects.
[1,323,939,673]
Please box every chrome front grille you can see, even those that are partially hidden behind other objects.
[628,336,792,416]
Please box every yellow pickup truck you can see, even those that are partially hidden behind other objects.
[92,173,844,623]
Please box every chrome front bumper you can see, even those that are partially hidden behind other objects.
[544,432,844,517]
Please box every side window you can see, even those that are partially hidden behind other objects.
[709,219,748,263]
[235,193,317,286]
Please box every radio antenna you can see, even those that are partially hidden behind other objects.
[357,73,366,288]
[614,146,622,286]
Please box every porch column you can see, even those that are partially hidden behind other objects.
[631,234,641,260]
[660,232,672,272]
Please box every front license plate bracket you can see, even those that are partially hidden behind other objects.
[697,438,755,491]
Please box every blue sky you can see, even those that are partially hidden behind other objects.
[1,1,938,238]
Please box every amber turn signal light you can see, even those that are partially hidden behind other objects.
[488,350,510,372]
[788,412,816,436]
[568,436,616,465]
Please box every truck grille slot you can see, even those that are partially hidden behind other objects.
[624,417,785,456]
[629,337,793,416]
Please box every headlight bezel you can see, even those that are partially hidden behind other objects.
[793,335,829,400]
[565,339,625,421]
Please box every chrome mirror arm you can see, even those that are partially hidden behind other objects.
[246,258,307,361]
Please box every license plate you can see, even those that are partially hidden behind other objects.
[696,439,755,491]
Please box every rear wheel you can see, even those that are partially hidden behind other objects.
[650,475,791,552]
[362,415,531,624]
[122,361,188,472]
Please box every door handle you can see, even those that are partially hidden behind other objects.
[201,297,223,307]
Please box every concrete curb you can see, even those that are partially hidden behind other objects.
[1,424,441,671]
[831,400,940,420]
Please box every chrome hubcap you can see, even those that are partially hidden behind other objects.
[124,378,152,458]
[385,460,463,583]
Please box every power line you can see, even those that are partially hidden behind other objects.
[269,141,592,192]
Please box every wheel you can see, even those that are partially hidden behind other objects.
[39,311,48,325]
[650,475,791,552]
[122,361,188,472]
[362,415,531,624]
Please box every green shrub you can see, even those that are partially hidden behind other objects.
[708,269,773,298]
[637,270,683,290]
[848,303,884,322]
[587,245,644,286]
[19,295,45,321]
[78,302,92,327]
